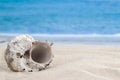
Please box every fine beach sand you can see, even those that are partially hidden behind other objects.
[0,43,120,80]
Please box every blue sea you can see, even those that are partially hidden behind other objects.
[0,0,120,44]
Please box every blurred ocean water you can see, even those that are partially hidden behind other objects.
[0,0,120,35]
[0,0,120,44]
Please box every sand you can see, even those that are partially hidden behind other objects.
[0,43,120,80]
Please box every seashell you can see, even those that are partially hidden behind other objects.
[4,34,53,72]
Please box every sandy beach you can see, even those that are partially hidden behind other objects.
[0,43,120,80]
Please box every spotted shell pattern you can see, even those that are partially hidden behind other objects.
[4,35,53,72]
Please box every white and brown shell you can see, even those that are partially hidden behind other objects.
[4,34,53,72]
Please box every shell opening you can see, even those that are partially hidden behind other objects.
[31,48,50,63]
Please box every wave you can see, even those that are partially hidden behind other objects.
[1,33,120,37]
[0,33,120,45]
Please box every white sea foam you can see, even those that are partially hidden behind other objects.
[0,33,120,38]
[0,33,120,44]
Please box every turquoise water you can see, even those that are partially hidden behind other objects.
[0,0,120,34]
[1,0,120,44]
